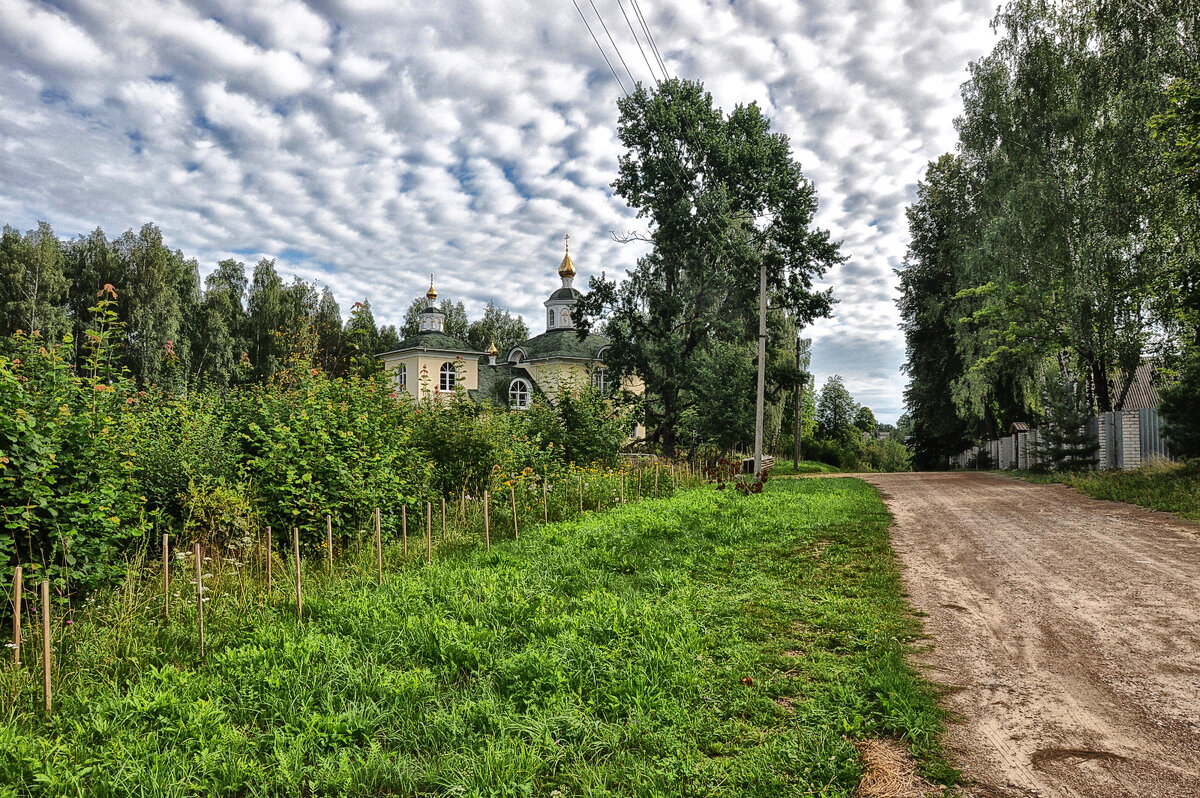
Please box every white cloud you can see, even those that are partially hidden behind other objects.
[0,0,1000,423]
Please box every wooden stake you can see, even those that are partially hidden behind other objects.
[402,506,408,556]
[655,463,660,498]
[265,527,273,591]
[483,490,490,550]
[425,502,432,565]
[40,580,51,714]
[12,566,21,666]
[542,481,548,523]
[292,528,302,620]
[510,484,519,540]
[374,507,382,586]
[194,544,205,659]
[441,497,447,539]
[325,514,333,570]
[162,534,169,619]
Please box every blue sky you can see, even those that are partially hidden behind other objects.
[0,0,999,423]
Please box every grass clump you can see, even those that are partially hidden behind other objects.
[767,459,841,476]
[0,479,954,796]
[1023,458,1200,521]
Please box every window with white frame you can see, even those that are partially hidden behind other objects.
[591,367,608,395]
[396,363,407,389]
[509,378,531,409]
[547,308,555,328]
[440,362,456,391]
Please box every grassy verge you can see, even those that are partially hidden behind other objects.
[767,459,841,476]
[1,479,953,797]
[1020,459,1200,521]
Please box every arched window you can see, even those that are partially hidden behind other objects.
[440,362,456,391]
[547,308,555,328]
[559,308,571,327]
[591,367,608,395]
[509,378,531,409]
[396,363,407,389]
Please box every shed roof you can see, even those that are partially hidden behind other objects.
[1112,363,1161,411]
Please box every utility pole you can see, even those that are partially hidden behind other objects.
[793,334,803,469]
[753,257,767,476]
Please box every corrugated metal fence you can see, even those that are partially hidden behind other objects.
[950,409,1172,470]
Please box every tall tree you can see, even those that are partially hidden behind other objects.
[246,259,286,381]
[577,78,840,456]
[400,296,470,341]
[816,375,858,444]
[312,287,344,374]
[0,222,69,341]
[898,155,976,467]
[111,223,198,386]
[466,300,529,353]
[193,259,248,388]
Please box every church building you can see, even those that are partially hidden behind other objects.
[378,237,635,409]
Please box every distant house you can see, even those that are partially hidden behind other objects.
[377,238,643,414]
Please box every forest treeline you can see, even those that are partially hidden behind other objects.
[899,0,1200,468]
[0,221,530,389]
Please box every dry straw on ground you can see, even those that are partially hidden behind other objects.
[853,739,942,798]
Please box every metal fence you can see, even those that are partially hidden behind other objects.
[950,408,1172,470]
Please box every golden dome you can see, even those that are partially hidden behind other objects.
[487,340,499,357]
[426,273,437,301]
[558,233,576,279]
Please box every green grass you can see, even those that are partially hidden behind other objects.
[1021,459,1200,521]
[767,459,841,476]
[0,480,954,797]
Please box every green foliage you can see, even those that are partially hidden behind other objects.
[521,383,633,468]
[816,375,858,443]
[578,77,839,457]
[1026,459,1200,521]
[235,362,426,545]
[0,293,146,594]
[1160,353,1200,458]
[900,2,1200,455]
[0,479,957,795]
[1032,373,1100,472]
[466,300,529,353]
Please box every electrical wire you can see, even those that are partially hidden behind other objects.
[572,0,629,95]
[588,0,640,90]
[631,0,670,80]
[615,0,663,85]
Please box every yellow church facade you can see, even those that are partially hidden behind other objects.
[377,239,642,412]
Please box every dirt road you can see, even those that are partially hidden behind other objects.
[858,472,1200,797]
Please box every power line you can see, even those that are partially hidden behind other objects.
[630,0,670,80]
[615,0,663,85]
[572,0,629,95]
[588,0,640,90]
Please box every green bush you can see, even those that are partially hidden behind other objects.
[235,362,427,548]
[1161,354,1200,459]
[0,297,147,594]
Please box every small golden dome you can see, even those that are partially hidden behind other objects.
[558,233,576,279]
[487,340,499,357]
[426,273,437,301]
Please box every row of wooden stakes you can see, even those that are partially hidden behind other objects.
[7,463,694,714]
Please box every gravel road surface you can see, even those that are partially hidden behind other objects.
[859,471,1200,797]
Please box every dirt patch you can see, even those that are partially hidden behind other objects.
[860,472,1200,798]
[854,739,943,798]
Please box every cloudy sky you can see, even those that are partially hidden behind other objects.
[0,0,1000,422]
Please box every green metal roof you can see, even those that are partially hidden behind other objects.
[380,331,476,356]
[518,329,609,360]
